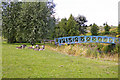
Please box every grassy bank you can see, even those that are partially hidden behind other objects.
[2,43,118,78]
[46,43,119,61]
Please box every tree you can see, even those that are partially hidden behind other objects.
[58,18,67,37]
[118,22,120,35]
[19,2,56,43]
[2,2,22,43]
[46,17,56,39]
[66,14,78,36]
[54,18,67,38]
[90,23,99,36]
[2,2,56,43]
[74,15,88,35]
[104,22,111,34]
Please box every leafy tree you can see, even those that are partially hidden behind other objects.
[75,15,88,35]
[90,23,99,36]
[66,14,78,36]
[55,24,62,38]
[2,2,56,43]
[20,2,55,43]
[54,18,67,38]
[118,22,120,35]
[46,17,56,39]
[104,23,111,34]
[2,2,22,43]
[59,18,67,37]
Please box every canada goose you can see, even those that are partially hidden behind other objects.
[39,45,45,51]
[28,46,34,49]
[16,45,26,49]
[22,45,27,48]
[34,48,40,51]
[16,46,22,49]
[36,45,39,48]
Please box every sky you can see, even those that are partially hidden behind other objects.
[53,0,120,26]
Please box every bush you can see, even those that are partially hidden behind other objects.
[104,24,111,34]
[90,23,99,36]
[101,44,116,54]
[111,43,120,54]
[118,23,120,35]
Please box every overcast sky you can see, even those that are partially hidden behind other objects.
[53,0,119,26]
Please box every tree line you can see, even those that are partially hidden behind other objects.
[2,2,120,44]
[54,14,113,38]
[54,14,87,38]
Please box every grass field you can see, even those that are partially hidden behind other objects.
[2,43,118,78]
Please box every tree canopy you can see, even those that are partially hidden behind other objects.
[2,2,56,43]
[75,15,88,35]
[54,14,88,38]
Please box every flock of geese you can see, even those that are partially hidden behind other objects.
[16,44,45,51]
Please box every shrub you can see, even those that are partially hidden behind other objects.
[101,44,116,55]
[90,23,99,36]
[111,43,120,54]
[104,23,111,34]
[118,23,120,35]
[96,44,104,53]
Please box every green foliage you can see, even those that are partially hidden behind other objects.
[111,44,120,54]
[90,23,99,36]
[55,14,86,37]
[104,23,111,34]
[118,23,120,35]
[101,44,116,54]
[2,2,56,43]
[2,2,22,43]
[98,27,117,37]
[55,18,67,38]
[66,14,78,36]
[75,15,88,35]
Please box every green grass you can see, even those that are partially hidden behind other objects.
[2,43,118,78]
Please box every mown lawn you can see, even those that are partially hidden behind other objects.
[2,43,118,78]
